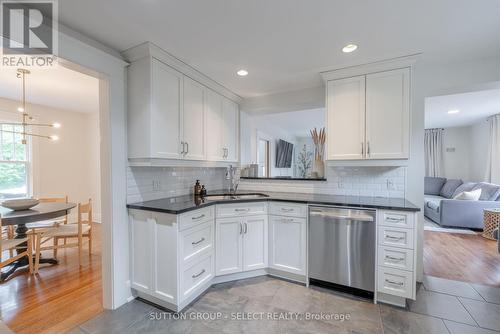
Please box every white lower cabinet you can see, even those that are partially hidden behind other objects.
[215,217,243,275]
[215,214,268,276]
[269,216,307,275]
[130,203,418,311]
[376,210,417,304]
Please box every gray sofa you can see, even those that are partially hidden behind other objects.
[424,177,500,229]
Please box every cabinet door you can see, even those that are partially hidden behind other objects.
[205,90,225,161]
[269,216,306,275]
[129,210,153,293]
[242,215,268,271]
[365,68,410,159]
[326,76,366,160]
[222,97,239,162]
[151,58,183,159]
[152,213,178,304]
[215,217,243,275]
[183,77,206,160]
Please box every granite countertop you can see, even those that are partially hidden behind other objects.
[127,190,420,214]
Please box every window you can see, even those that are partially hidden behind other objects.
[0,124,29,199]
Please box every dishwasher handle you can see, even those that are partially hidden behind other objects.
[309,208,375,222]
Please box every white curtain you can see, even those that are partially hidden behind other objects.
[486,114,500,184]
[425,128,444,177]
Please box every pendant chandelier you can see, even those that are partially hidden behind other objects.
[0,68,61,144]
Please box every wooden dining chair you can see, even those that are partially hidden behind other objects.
[32,199,93,272]
[1,220,33,280]
[1,225,15,257]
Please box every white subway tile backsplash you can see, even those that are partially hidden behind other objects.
[238,166,406,198]
[126,166,227,203]
[126,165,407,203]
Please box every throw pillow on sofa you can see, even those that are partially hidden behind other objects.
[471,182,500,201]
[440,179,463,198]
[425,177,447,195]
[452,182,477,198]
[453,188,482,201]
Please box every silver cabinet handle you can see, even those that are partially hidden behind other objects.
[224,148,228,158]
[192,269,205,279]
[387,217,405,222]
[192,214,206,220]
[281,208,294,212]
[244,222,248,234]
[385,235,404,240]
[385,279,404,286]
[361,142,364,156]
[192,237,205,246]
[367,141,371,156]
[386,255,405,261]
[185,142,189,155]
[239,222,243,234]
[235,208,250,212]
[282,218,294,223]
[181,141,185,154]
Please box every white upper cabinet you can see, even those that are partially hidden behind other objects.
[365,68,410,159]
[326,76,366,160]
[205,92,239,162]
[124,43,241,165]
[128,58,183,160]
[205,89,224,161]
[222,98,239,162]
[322,56,415,161]
[182,77,206,160]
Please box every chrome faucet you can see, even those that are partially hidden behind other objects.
[226,165,239,195]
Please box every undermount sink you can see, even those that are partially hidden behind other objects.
[203,193,269,201]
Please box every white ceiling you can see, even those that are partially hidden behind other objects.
[425,88,500,128]
[0,66,99,114]
[58,0,500,98]
[254,108,325,137]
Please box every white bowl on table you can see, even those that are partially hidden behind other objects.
[1,198,40,211]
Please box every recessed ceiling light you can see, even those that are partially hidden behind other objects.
[237,69,248,76]
[448,109,460,114]
[342,44,358,53]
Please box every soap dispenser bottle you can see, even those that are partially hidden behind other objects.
[194,180,202,195]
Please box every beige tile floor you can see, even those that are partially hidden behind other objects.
[70,275,500,334]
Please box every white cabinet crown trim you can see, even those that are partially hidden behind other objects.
[122,42,242,103]
[320,54,419,82]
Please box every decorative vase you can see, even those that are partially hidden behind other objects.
[313,159,325,178]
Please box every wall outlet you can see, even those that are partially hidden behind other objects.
[386,179,396,190]
[152,180,161,191]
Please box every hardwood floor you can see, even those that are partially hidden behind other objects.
[424,230,500,287]
[0,223,103,334]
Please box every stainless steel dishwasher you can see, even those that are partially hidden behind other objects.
[308,206,376,294]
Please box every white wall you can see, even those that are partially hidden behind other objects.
[0,98,101,221]
[439,122,490,182]
[442,126,470,180]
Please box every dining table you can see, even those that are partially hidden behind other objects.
[0,202,76,281]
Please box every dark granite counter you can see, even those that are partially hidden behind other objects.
[127,190,420,214]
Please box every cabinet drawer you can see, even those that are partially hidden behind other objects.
[216,202,267,218]
[179,206,214,231]
[379,211,414,228]
[269,202,307,218]
[378,246,414,271]
[181,253,213,301]
[378,226,414,249]
[180,221,213,265]
[377,267,414,299]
